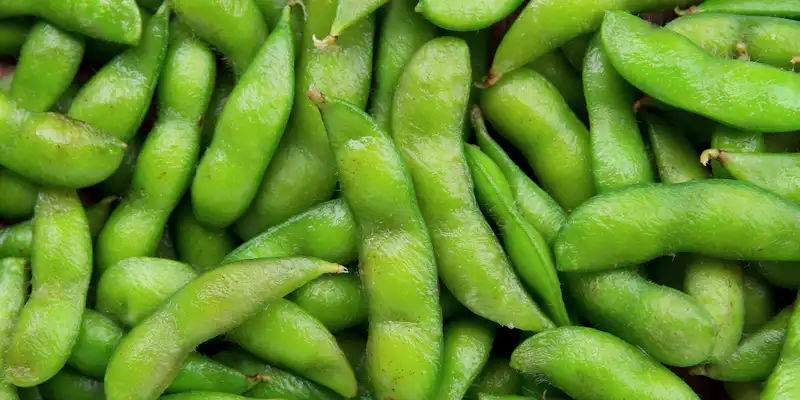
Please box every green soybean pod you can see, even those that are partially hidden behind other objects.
[707,125,765,179]
[465,359,522,399]
[5,189,91,387]
[166,353,260,395]
[692,305,792,381]
[763,297,800,399]
[742,269,776,335]
[95,21,216,273]
[0,257,26,399]
[192,6,295,229]
[434,318,496,400]
[645,114,710,184]
[104,257,345,400]
[67,3,170,143]
[512,326,698,399]
[172,0,267,75]
[96,135,142,197]
[529,51,587,119]
[159,393,249,400]
[560,33,592,72]
[336,331,373,400]
[67,310,124,379]
[393,37,554,332]
[171,200,237,272]
[481,67,594,212]
[288,274,367,333]
[0,18,30,56]
[369,0,438,130]
[701,150,800,205]
[317,0,388,48]
[584,34,654,193]
[38,367,103,400]
[472,109,566,244]
[234,0,374,240]
[725,382,762,400]
[465,144,570,326]
[415,0,522,31]
[756,261,800,289]
[695,0,800,18]
[0,168,36,219]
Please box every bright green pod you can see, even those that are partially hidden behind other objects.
[465,144,570,326]
[172,0,267,75]
[0,18,30,56]
[0,168,36,219]
[104,257,345,400]
[472,108,566,244]
[228,298,357,397]
[415,0,523,31]
[393,37,554,332]
[0,257,27,399]
[584,34,654,193]
[0,0,140,44]
[555,180,800,272]
[742,269,776,335]
[95,21,216,273]
[695,0,800,18]
[434,318,496,400]
[465,359,522,399]
[762,296,800,399]
[318,0,389,47]
[529,51,586,119]
[603,11,800,133]
[67,3,169,143]
[171,200,237,272]
[5,189,91,387]
[234,0,374,240]
[756,261,800,289]
[693,305,792,381]
[511,326,698,399]
[192,7,295,228]
[38,367,103,400]
[368,0,438,130]
[645,114,710,184]
[96,135,142,197]
[520,376,568,399]
[481,67,594,212]
[166,353,260,395]
[702,150,800,205]
[560,33,592,72]
[707,125,765,179]
[725,382,762,400]
[288,274,367,333]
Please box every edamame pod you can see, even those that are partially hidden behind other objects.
[68,3,170,143]
[96,21,216,272]
[312,89,442,399]
[0,18,29,56]
[104,257,345,400]
[38,367,103,400]
[159,393,248,400]
[234,0,374,239]
[645,114,710,184]
[5,189,91,387]
[560,34,592,72]
[96,136,142,197]
[0,168,36,219]
[529,51,586,120]
[555,180,800,272]
[317,0,388,48]
[0,257,27,399]
[288,274,367,332]
[695,0,800,18]
[756,261,800,289]
[742,269,776,335]
[473,108,566,244]
[465,145,570,326]
[0,0,140,44]
[762,297,800,399]
[707,126,765,179]
[336,331,373,400]
[465,359,521,399]
[481,67,594,211]
[701,150,800,204]
[435,318,496,400]
[393,37,554,332]
[602,11,800,133]
[415,0,523,31]
[368,0,438,130]
[171,200,237,272]
[192,6,295,228]
[511,326,699,399]
[172,0,268,75]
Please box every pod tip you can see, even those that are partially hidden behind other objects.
[313,34,338,50]
[306,86,326,107]
[246,373,271,383]
[483,72,500,88]
[688,365,707,377]
[674,6,698,16]
[700,149,721,166]
[336,265,348,274]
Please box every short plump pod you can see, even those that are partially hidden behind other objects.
[555,180,800,273]
[756,260,800,289]
[528,51,586,119]
[103,257,345,400]
[487,0,697,86]
[67,3,170,143]
[692,305,792,381]
[666,13,800,71]
[0,92,126,188]
[10,22,84,112]
[695,0,800,18]
[481,67,594,212]
[473,108,566,244]
[706,126,764,179]
[645,114,710,184]
[415,0,523,31]
[192,7,295,229]
[566,268,715,366]
[0,168,37,219]
[0,257,26,398]
[233,0,374,240]
[0,19,29,56]
[312,90,443,399]
[742,269,776,335]
[465,358,522,398]
[0,0,140,44]
[602,11,800,133]
[369,0,438,130]
[288,273,367,333]
[393,37,554,332]
[701,150,800,205]
[171,200,237,272]
[5,189,91,387]
[465,145,570,326]
[763,296,800,399]
[95,20,216,273]
[38,367,104,400]
[172,0,267,75]
[434,318,496,400]
[511,326,699,399]
[317,0,388,48]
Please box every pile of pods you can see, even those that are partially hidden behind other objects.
[1,0,799,399]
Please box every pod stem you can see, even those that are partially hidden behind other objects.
[483,71,500,88]
[674,6,698,16]
[736,42,750,61]
[688,364,708,377]
[699,149,721,166]
[246,373,271,382]
[632,96,652,113]
[313,34,338,50]
[306,86,327,107]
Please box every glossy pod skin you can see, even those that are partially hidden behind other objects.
[95,21,216,273]
[528,51,586,119]
[393,37,554,332]
[192,7,295,228]
[465,358,521,398]
[312,91,442,399]
[171,200,237,272]
[434,318,496,400]
[415,0,523,31]
[38,367,104,400]
[602,11,800,133]
[645,114,710,184]
[702,150,800,205]
[511,326,699,399]
[11,22,84,112]
[695,0,800,18]
[318,0,389,47]
[0,168,37,219]
[707,126,764,179]
[481,67,594,212]
[5,189,91,387]
[763,297,800,399]
[488,0,697,86]
[0,19,30,56]
[0,0,140,44]
[0,257,27,398]
[555,180,800,272]
[288,274,367,333]
[234,0,374,240]
[756,260,800,289]
[172,0,267,75]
